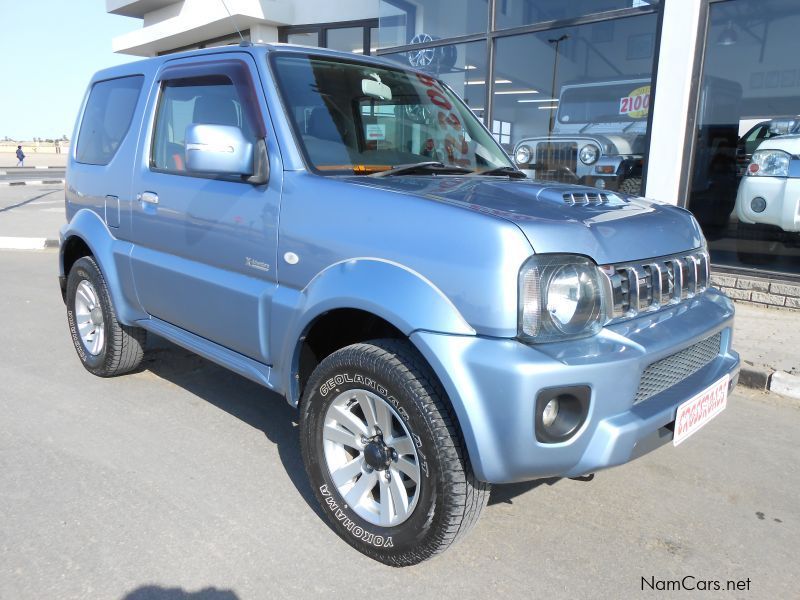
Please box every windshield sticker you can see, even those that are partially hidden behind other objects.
[365,123,386,141]
[619,85,651,119]
[415,73,472,167]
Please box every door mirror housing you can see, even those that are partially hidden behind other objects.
[185,123,254,177]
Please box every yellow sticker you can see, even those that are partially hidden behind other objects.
[619,85,651,119]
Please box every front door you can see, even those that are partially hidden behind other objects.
[130,52,281,364]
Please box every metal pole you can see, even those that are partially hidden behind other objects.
[548,34,568,138]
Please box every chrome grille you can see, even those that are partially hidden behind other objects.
[535,142,577,181]
[635,332,722,403]
[601,249,710,320]
[563,192,611,206]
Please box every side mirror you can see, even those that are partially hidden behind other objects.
[185,123,254,176]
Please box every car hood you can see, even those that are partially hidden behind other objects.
[343,176,704,265]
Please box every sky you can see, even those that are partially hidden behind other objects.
[0,0,140,140]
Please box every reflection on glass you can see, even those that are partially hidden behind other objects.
[382,41,488,121]
[287,31,319,47]
[271,53,512,175]
[493,14,657,195]
[378,0,489,48]
[688,0,800,275]
[495,0,660,30]
[327,27,365,54]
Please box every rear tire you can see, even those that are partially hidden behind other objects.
[300,339,489,566]
[65,256,146,377]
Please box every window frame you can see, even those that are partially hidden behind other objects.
[278,19,379,55]
[148,58,265,182]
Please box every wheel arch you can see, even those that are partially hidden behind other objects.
[274,257,475,406]
[59,209,146,324]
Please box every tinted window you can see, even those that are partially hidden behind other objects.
[76,75,144,165]
[151,75,254,173]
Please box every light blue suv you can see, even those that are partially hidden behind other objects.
[60,43,740,566]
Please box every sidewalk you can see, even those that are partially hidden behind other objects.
[733,302,800,399]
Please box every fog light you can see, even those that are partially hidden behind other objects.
[534,386,591,444]
[542,399,559,428]
[751,196,767,213]
[595,178,606,189]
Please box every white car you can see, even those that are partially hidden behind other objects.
[735,134,800,234]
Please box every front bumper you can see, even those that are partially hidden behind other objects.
[411,288,739,484]
[735,175,800,233]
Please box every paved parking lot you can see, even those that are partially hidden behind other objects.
[1,249,798,599]
[0,185,64,240]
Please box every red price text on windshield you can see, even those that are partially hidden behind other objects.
[416,74,470,167]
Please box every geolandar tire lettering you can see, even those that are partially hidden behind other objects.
[65,256,146,377]
[299,339,489,567]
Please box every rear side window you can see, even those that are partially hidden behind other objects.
[76,75,144,166]
[151,75,255,174]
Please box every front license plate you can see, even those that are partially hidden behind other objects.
[673,374,729,447]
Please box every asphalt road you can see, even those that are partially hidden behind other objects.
[0,185,64,239]
[1,250,798,600]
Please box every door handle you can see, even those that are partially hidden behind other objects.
[138,191,159,205]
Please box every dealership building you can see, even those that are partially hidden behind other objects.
[107,0,800,308]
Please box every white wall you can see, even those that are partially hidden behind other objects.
[644,0,703,204]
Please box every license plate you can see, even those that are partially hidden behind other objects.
[673,375,729,446]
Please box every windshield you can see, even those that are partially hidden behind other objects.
[270,53,514,175]
[558,82,651,124]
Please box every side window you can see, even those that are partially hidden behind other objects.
[151,74,254,174]
[76,75,144,166]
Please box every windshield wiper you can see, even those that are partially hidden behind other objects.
[370,161,474,177]
[474,166,527,179]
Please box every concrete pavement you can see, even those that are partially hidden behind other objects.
[1,250,798,599]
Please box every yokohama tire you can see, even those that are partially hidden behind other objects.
[65,256,146,377]
[300,339,490,566]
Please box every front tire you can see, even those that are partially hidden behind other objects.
[300,339,489,566]
[65,256,146,377]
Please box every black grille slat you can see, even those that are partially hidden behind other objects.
[635,333,722,403]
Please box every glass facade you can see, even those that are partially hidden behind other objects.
[494,1,660,30]
[382,41,489,121]
[688,0,800,276]
[378,0,489,48]
[493,14,658,194]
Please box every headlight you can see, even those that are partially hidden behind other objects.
[579,144,599,165]
[515,145,532,165]
[748,150,791,177]
[519,254,606,343]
